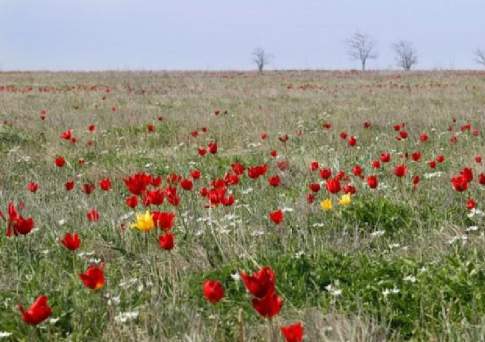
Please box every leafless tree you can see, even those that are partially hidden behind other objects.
[475,49,485,66]
[346,32,377,71]
[393,40,418,71]
[252,48,271,72]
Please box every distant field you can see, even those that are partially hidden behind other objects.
[0,70,484,341]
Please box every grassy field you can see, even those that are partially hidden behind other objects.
[0,70,484,341]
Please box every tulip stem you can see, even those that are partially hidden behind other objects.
[267,318,276,342]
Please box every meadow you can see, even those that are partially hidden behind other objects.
[0,70,484,341]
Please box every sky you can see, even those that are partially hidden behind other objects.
[0,0,484,71]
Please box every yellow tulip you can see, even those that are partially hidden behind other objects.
[339,194,352,206]
[320,199,333,211]
[131,211,155,232]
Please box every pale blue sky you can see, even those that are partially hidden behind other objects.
[0,0,484,70]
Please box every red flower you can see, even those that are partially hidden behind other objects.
[319,168,332,180]
[191,169,201,179]
[203,280,225,304]
[352,165,363,177]
[467,198,476,210]
[367,175,379,189]
[475,155,482,164]
[270,150,278,158]
[231,162,245,175]
[159,232,174,250]
[269,209,284,225]
[152,211,175,231]
[412,175,420,189]
[86,208,100,222]
[80,264,105,290]
[394,164,408,177]
[18,295,52,325]
[88,124,96,132]
[240,267,276,298]
[198,147,207,156]
[411,151,421,162]
[180,178,193,191]
[325,178,341,194]
[371,160,381,169]
[460,167,473,182]
[125,195,138,208]
[399,130,408,139]
[279,134,289,143]
[451,175,468,192]
[27,182,39,193]
[60,129,73,140]
[310,161,319,171]
[428,160,437,169]
[306,193,316,204]
[147,124,155,132]
[281,322,304,342]
[436,155,445,163]
[61,232,81,251]
[124,172,153,195]
[343,184,357,194]
[339,131,348,140]
[363,121,372,129]
[348,136,357,146]
[419,133,429,142]
[380,152,391,163]
[252,290,283,318]
[479,173,485,185]
[308,183,320,193]
[261,132,268,140]
[55,156,66,168]
[248,164,268,179]
[82,183,95,195]
[65,180,75,191]
[208,142,218,154]
[268,175,281,187]
[99,178,112,191]
[4,202,35,237]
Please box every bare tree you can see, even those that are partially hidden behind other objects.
[252,48,271,72]
[393,40,418,71]
[475,49,485,66]
[346,32,378,71]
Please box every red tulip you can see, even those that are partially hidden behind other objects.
[310,161,319,171]
[152,211,175,231]
[436,155,445,163]
[475,155,482,164]
[270,150,278,158]
[319,168,332,180]
[352,165,363,177]
[240,267,276,298]
[125,195,138,208]
[203,280,225,304]
[268,175,281,187]
[159,232,174,250]
[18,295,52,325]
[380,152,391,163]
[180,178,193,191]
[411,151,421,162]
[147,124,155,132]
[428,160,437,169]
[372,160,381,169]
[460,168,473,182]
[394,164,407,177]
[419,133,429,142]
[308,183,320,193]
[82,183,95,195]
[88,124,96,132]
[124,172,153,195]
[281,322,304,342]
[451,175,468,192]
[4,202,35,237]
[231,162,245,175]
[399,130,408,139]
[269,209,284,225]
[55,156,66,168]
[60,129,73,140]
[367,175,379,189]
[339,131,348,140]
[80,265,105,290]
[479,173,485,185]
[191,169,201,179]
[61,232,81,251]
[467,198,476,210]
[252,291,283,318]
[27,182,39,193]
[86,208,100,222]
[348,136,357,146]
[99,178,112,191]
[208,142,218,154]
[325,178,341,194]
[306,193,316,204]
[65,180,75,191]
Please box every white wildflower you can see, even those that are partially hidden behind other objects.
[115,311,139,324]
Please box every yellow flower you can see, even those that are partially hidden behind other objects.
[320,198,333,211]
[338,194,352,206]
[131,211,155,232]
